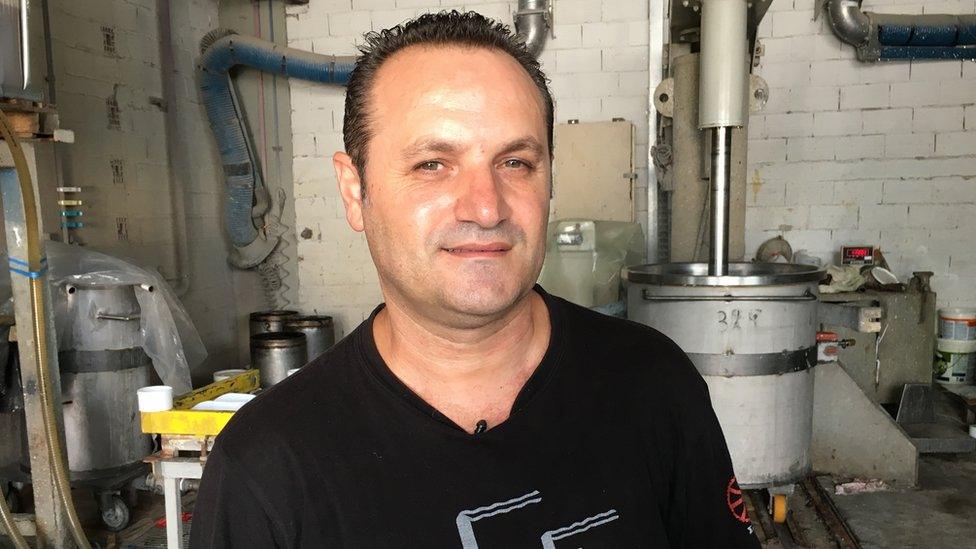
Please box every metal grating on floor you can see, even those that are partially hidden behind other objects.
[117,522,191,549]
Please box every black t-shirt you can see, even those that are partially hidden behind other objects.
[190,288,760,548]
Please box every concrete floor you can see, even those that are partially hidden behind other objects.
[827,454,976,549]
[761,454,976,548]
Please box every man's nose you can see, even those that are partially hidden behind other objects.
[454,165,510,228]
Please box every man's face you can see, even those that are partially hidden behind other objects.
[334,45,551,323]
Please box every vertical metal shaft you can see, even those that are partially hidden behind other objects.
[709,127,732,276]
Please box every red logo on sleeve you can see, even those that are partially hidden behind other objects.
[726,476,751,524]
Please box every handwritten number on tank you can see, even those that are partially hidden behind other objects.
[717,309,762,332]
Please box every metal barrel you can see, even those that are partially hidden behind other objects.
[283,315,335,362]
[57,283,154,473]
[251,331,307,388]
[248,309,299,337]
[625,262,823,488]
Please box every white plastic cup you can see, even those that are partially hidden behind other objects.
[137,385,173,412]
[213,369,248,382]
[286,368,301,377]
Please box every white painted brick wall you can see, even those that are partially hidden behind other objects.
[41,0,269,382]
[287,0,650,332]
[750,0,976,307]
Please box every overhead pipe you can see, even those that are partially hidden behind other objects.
[826,0,871,47]
[826,0,976,61]
[197,32,356,268]
[514,0,553,57]
[199,8,551,269]
[156,0,191,295]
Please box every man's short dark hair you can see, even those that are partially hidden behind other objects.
[343,10,555,190]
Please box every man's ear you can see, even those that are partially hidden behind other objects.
[333,151,365,232]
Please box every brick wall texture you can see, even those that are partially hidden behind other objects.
[47,0,267,380]
[287,0,976,324]
[286,0,651,335]
[748,0,976,307]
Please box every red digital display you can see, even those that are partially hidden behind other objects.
[842,245,874,265]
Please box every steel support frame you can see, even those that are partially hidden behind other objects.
[150,457,204,549]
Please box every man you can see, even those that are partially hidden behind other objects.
[192,11,759,548]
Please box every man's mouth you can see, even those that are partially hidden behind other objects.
[442,242,512,256]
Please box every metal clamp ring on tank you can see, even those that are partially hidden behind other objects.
[623,262,824,287]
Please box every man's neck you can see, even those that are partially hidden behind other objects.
[372,289,551,433]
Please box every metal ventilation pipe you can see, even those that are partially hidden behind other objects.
[826,0,976,61]
[826,0,871,47]
[514,0,552,56]
[198,32,356,268]
[698,0,749,277]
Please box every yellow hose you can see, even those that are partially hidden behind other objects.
[0,482,28,549]
[0,109,91,549]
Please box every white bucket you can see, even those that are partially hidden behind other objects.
[137,385,173,412]
[938,308,976,341]
[213,368,248,382]
[935,339,976,385]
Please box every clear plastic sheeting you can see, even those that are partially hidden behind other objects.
[1,242,203,393]
[538,219,645,309]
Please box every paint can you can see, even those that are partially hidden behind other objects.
[251,332,307,388]
[934,338,976,385]
[938,308,976,341]
[283,315,335,361]
[249,310,299,337]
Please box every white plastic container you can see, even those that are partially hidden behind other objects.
[935,338,976,385]
[938,308,976,341]
[136,385,173,412]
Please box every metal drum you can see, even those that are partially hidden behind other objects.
[58,283,154,475]
[249,310,299,337]
[283,315,335,361]
[251,332,307,388]
[625,262,822,488]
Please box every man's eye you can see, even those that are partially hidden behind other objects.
[503,159,530,169]
[417,161,442,171]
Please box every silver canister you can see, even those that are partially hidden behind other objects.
[249,310,300,337]
[283,315,335,362]
[58,283,154,473]
[251,331,307,388]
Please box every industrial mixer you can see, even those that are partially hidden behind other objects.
[625,0,822,522]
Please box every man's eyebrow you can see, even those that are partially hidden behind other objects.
[496,137,544,157]
[401,139,464,160]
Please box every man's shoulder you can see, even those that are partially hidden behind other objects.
[548,292,708,397]
[551,293,694,364]
[211,332,366,456]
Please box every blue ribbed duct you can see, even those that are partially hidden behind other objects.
[198,31,356,267]
[827,0,976,61]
